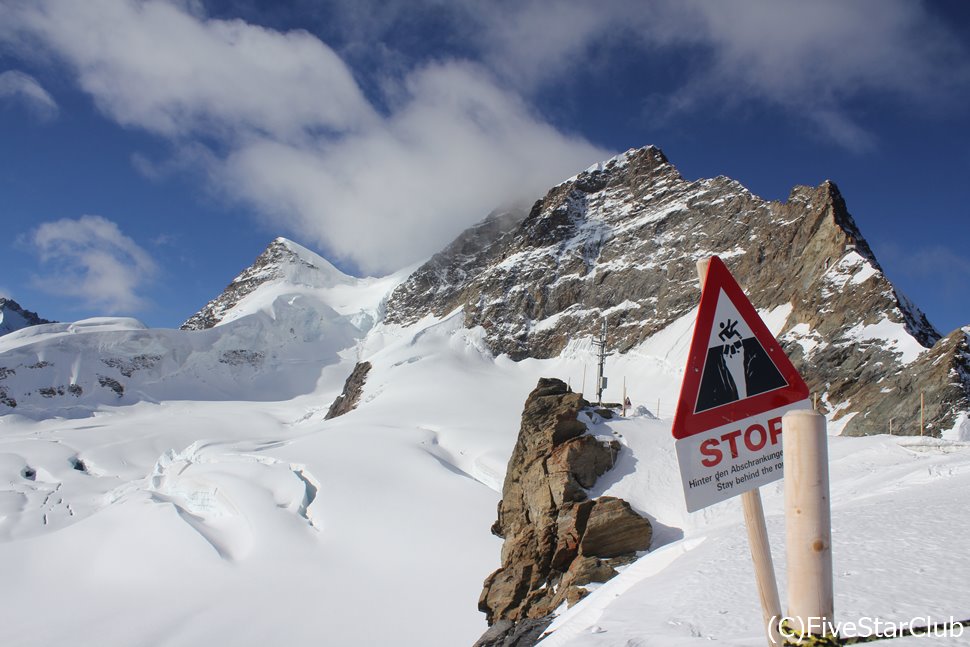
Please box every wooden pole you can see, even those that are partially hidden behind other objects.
[784,409,833,642]
[743,489,783,646]
[622,376,628,417]
[920,391,925,437]
[697,258,782,647]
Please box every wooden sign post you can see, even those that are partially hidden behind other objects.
[783,410,833,643]
[695,259,782,646]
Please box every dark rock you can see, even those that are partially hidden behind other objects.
[218,349,264,367]
[580,496,653,559]
[477,378,652,639]
[550,500,593,571]
[562,555,618,588]
[102,354,163,377]
[0,385,17,407]
[325,361,372,419]
[548,435,620,489]
[473,617,554,647]
[97,375,125,397]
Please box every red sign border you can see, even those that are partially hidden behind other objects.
[672,256,809,440]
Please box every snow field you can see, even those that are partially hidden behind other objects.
[1,252,968,646]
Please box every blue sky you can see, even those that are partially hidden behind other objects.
[1,0,968,333]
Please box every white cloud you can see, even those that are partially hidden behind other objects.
[9,0,960,275]
[368,0,966,150]
[29,215,158,314]
[0,70,58,120]
[652,0,968,145]
[503,0,966,149]
[6,0,376,141]
[3,0,607,274]
[218,62,606,272]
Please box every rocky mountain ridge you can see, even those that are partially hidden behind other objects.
[0,298,53,336]
[384,146,969,436]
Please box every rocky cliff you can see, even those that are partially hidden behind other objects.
[325,361,371,419]
[385,146,970,436]
[0,299,53,336]
[476,378,652,646]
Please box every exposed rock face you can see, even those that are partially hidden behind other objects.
[843,327,970,436]
[386,146,969,436]
[477,378,651,643]
[325,361,372,420]
[0,298,54,336]
[473,618,554,647]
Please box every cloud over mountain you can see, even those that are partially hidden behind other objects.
[4,0,966,274]
[2,0,606,274]
[28,215,158,314]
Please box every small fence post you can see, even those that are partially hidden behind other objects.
[783,410,833,644]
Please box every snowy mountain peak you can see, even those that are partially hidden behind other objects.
[271,237,350,282]
[385,145,967,436]
[182,238,354,330]
[563,144,678,189]
[0,298,54,336]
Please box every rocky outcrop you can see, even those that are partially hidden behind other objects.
[842,327,970,436]
[477,378,651,644]
[385,146,969,436]
[0,298,54,336]
[473,618,554,647]
[325,361,372,420]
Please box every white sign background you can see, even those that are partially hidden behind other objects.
[675,399,810,512]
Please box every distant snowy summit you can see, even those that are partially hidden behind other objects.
[181,237,359,331]
[0,298,53,336]
[0,238,406,415]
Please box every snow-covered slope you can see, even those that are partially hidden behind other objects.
[2,147,969,647]
[3,303,969,646]
[541,418,970,646]
[0,239,408,417]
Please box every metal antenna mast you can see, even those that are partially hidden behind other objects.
[593,318,608,405]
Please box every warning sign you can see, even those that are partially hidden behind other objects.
[673,256,809,512]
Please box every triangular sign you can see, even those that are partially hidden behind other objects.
[672,256,809,440]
